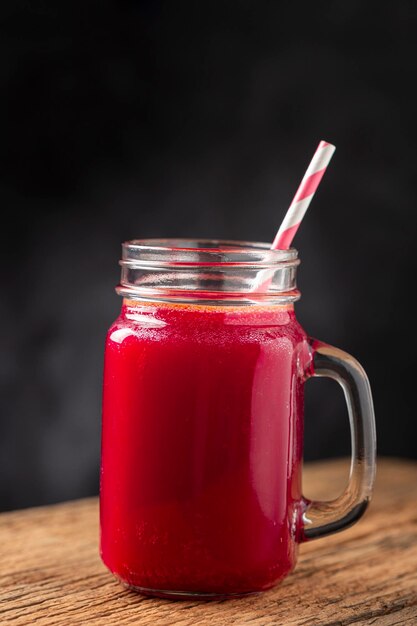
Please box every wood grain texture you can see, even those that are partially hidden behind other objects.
[0,458,416,626]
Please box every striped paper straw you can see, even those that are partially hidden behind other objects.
[272,140,336,250]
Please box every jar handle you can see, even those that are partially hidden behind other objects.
[301,338,377,541]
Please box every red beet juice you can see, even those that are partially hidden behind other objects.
[100,299,308,596]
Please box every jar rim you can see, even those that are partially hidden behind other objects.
[117,238,300,305]
[122,238,298,267]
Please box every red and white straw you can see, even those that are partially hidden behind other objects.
[272,140,336,250]
[252,140,335,293]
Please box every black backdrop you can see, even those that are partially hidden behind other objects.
[1,1,417,512]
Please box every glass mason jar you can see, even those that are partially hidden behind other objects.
[100,239,376,599]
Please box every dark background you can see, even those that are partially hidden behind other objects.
[1,1,416,512]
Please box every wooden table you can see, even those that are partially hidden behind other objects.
[1,458,416,625]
